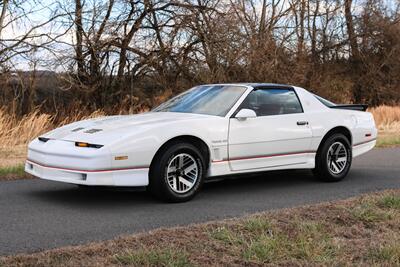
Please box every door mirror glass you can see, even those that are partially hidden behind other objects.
[235,108,257,120]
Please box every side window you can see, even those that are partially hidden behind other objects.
[241,89,303,116]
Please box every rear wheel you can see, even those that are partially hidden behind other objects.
[314,133,352,182]
[148,142,205,202]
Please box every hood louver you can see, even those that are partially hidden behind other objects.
[71,127,84,132]
[84,129,103,134]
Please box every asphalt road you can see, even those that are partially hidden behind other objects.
[0,148,399,256]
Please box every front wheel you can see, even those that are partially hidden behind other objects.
[313,133,352,182]
[148,142,205,202]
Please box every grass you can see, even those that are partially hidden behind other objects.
[378,195,400,209]
[210,219,337,264]
[0,164,32,180]
[351,202,389,223]
[0,145,27,168]
[0,146,32,180]
[367,243,400,265]
[114,248,192,267]
[370,105,400,147]
[0,108,107,148]
[1,190,399,266]
[369,105,400,127]
[0,109,54,148]
[0,164,25,176]
[376,133,400,148]
[242,233,288,263]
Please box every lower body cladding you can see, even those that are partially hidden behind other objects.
[25,160,149,186]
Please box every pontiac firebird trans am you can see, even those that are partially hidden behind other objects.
[26,83,377,202]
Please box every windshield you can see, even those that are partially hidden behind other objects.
[153,85,247,116]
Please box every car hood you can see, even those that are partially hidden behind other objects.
[42,112,215,144]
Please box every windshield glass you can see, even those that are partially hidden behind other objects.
[153,85,247,116]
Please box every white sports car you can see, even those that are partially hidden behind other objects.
[26,83,377,202]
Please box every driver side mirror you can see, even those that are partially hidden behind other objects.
[235,108,257,121]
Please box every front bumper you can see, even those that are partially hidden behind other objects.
[25,159,149,186]
[25,138,149,186]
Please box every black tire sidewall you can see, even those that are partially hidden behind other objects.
[149,142,205,202]
[316,133,352,182]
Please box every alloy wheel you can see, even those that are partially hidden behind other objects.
[327,141,348,174]
[166,153,199,193]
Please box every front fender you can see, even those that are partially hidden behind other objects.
[107,117,228,170]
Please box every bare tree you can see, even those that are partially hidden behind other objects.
[74,0,84,79]
[1,0,400,115]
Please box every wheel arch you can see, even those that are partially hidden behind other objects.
[150,135,211,172]
[316,126,353,156]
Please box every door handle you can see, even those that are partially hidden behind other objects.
[297,121,309,126]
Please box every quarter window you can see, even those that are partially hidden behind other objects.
[240,89,303,116]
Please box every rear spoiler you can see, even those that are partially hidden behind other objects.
[330,104,368,111]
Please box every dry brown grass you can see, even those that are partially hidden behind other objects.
[0,189,399,266]
[0,109,53,148]
[0,108,107,148]
[369,105,400,133]
[0,145,27,168]
[369,105,400,147]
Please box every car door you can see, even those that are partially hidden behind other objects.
[228,88,313,171]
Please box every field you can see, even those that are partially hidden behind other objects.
[371,106,400,147]
[0,105,399,179]
[0,189,399,266]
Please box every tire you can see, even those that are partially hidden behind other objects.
[148,142,206,202]
[313,133,352,182]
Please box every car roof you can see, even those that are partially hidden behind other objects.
[201,83,295,88]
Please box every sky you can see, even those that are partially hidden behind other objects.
[1,0,399,71]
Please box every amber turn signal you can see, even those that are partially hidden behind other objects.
[115,156,128,160]
[76,142,88,147]
[75,142,103,148]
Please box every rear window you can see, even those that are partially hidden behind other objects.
[314,94,336,107]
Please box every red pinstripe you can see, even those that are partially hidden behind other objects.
[212,150,316,163]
